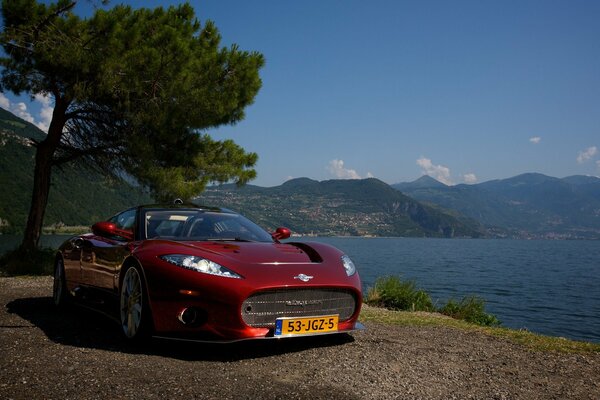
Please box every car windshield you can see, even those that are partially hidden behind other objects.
[144,209,274,243]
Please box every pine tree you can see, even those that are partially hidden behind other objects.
[0,1,264,252]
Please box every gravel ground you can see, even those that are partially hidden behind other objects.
[1,276,599,400]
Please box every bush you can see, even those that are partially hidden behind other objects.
[366,276,434,312]
[366,275,501,327]
[0,247,56,276]
[439,295,501,327]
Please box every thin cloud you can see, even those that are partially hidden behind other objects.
[0,93,10,109]
[327,159,361,179]
[577,146,597,164]
[33,94,53,133]
[13,102,35,124]
[529,136,541,144]
[0,93,53,133]
[416,157,453,185]
[463,173,477,184]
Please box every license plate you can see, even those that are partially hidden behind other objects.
[274,315,339,337]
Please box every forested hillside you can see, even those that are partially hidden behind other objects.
[0,108,150,233]
[198,178,484,238]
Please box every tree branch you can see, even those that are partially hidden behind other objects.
[33,2,77,38]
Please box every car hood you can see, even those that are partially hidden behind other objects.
[138,239,357,289]
[178,241,319,265]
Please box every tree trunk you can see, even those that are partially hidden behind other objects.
[20,143,56,251]
[19,99,68,252]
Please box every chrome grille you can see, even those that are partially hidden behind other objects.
[241,288,357,328]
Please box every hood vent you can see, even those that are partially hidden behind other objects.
[288,242,323,263]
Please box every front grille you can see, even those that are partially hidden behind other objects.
[241,288,357,328]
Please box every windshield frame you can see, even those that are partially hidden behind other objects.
[142,207,274,243]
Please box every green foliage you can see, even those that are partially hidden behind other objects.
[366,276,435,312]
[366,275,500,327]
[142,136,258,203]
[0,247,55,276]
[96,4,265,199]
[439,296,501,327]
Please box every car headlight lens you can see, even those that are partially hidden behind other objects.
[160,255,242,279]
[341,255,356,276]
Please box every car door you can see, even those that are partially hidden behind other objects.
[61,236,86,288]
[81,208,136,290]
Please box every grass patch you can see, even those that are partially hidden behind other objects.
[365,276,434,312]
[360,305,600,353]
[439,295,500,326]
[366,276,500,327]
[0,247,55,276]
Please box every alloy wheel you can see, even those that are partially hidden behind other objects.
[120,267,144,339]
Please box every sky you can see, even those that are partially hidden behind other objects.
[1,0,599,187]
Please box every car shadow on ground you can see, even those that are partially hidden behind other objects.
[5,296,356,361]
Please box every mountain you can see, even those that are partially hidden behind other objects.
[0,107,150,234]
[394,175,448,191]
[393,173,600,239]
[198,178,484,238]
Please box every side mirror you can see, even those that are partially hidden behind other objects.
[271,227,291,241]
[92,221,134,241]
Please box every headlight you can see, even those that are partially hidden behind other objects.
[341,255,356,276]
[160,254,242,279]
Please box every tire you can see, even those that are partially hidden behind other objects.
[52,258,69,307]
[120,265,151,341]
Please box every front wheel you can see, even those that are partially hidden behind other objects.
[120,266,151,341]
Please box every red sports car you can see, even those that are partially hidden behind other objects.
[54,204,363,342]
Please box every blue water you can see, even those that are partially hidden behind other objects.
[3,235,599,343]
[296,237,600,343]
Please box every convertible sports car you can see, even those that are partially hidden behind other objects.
[54,203,363,342]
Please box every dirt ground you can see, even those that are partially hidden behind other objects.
[1,276,599,400]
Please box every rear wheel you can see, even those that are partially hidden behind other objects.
[120,266,150,341]
[52,258,69,307]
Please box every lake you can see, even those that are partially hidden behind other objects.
[2,235,599,343]
[301,237,600,343]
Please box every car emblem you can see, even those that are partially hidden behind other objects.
[294,273,314,282]
[285,300,322,307]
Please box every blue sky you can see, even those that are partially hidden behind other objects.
[2,0,599,186]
